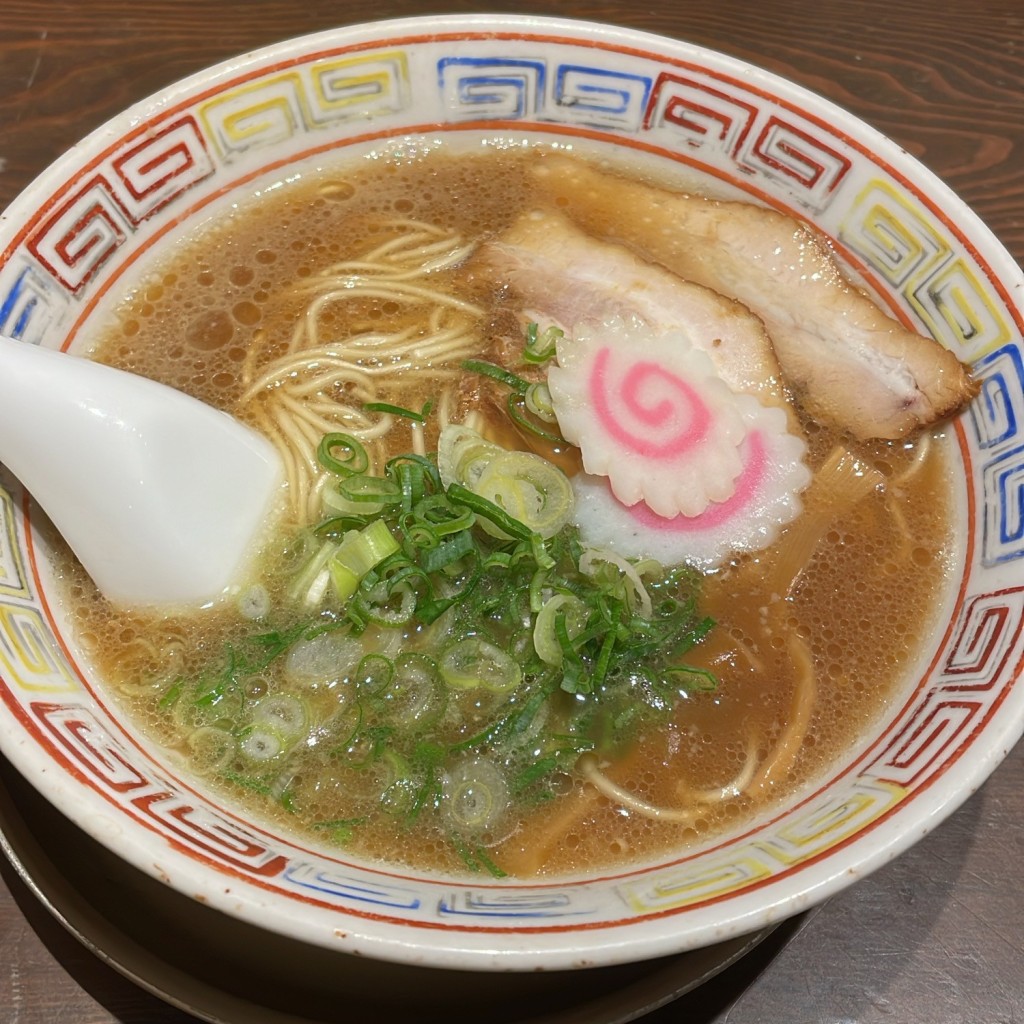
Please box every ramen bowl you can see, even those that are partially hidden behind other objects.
[0,14,1020,973]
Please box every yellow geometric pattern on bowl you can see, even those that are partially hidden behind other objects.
[199,51,411,159]
[917,256,1012,362]
[756,778,905,863]
[0,483,77,694]
[617,778,905,913]
[840,178,1011,362]
[0,487,29,601]
[0,605,78,695]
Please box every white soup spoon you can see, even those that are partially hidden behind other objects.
[0,334,283,607]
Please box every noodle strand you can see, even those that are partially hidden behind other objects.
[235,221,486,521]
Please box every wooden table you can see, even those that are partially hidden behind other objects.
[1,1,1022,1021]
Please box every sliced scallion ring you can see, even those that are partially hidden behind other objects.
[439,638,522,693]
[524,381,557,422]
[239,724,288,762]
[237,585,271,621]
[187,726,236,775]
[381,653,446,727]
[325,701,364,752]
[437,423,501,490]
[251,693,308,742]
[317,433,369,477]
[321,487,384,518]
[474,450,574,539]
[355,653,394,698]
[506,392,567,444]
[533,593,591,666]
[338,473,403,505]
[443,756,510,834]
[358,580,417,627]
[329,519,401,601]
[522,322,564,365]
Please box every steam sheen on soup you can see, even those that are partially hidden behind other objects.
[54,143,958,879]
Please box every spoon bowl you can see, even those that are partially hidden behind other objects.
[0,334,283,606]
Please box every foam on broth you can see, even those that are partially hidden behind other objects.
[52,143,957,878]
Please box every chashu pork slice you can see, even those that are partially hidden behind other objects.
[478,207,792,415]
[529,155,976,440]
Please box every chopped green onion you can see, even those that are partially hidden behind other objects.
[251,693,308,742]
[449,834,508,878]
[356,580,417,627]
[187,726,235,775]
[223,771,274,797]
[325,702,364,752]
[314,514,373,539]
[524,382,557,422]
[410,495,476,537]
[443,756,509,833]
[363,401,428,422]
[159,680,183,709]
[329,519,401,602]
[512,753,560,793]
[446,483,534,542]
[237,585,271,621]
[439,638,522,693]
[555,612,589,694]
[312,816,367,845]
[239,725,288,762]
[460,359,531,394]
[506,392,566,443]
[201,427,718,853]
[317,433,369,477]
[662,665,719,693]
[290,538,339,605]
[533,594,590,666]
[355,653,394,697]
[437,423,500,490]
[380,653,446,727]
[321,486,384,518]
[386,453,442,493]
[522,322,563,365]
[590,627,617,690]
[418,528,475,573]
[338,473,403,505]
[473,450,574,539]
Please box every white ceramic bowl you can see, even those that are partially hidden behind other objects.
[0,14,1021,971]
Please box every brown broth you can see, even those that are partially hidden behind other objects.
[54,145,957,878]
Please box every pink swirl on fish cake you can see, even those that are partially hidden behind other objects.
[570,418,811,569]
[547,319,748,518]
[590,347,712,461]
[627,430,767,531]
